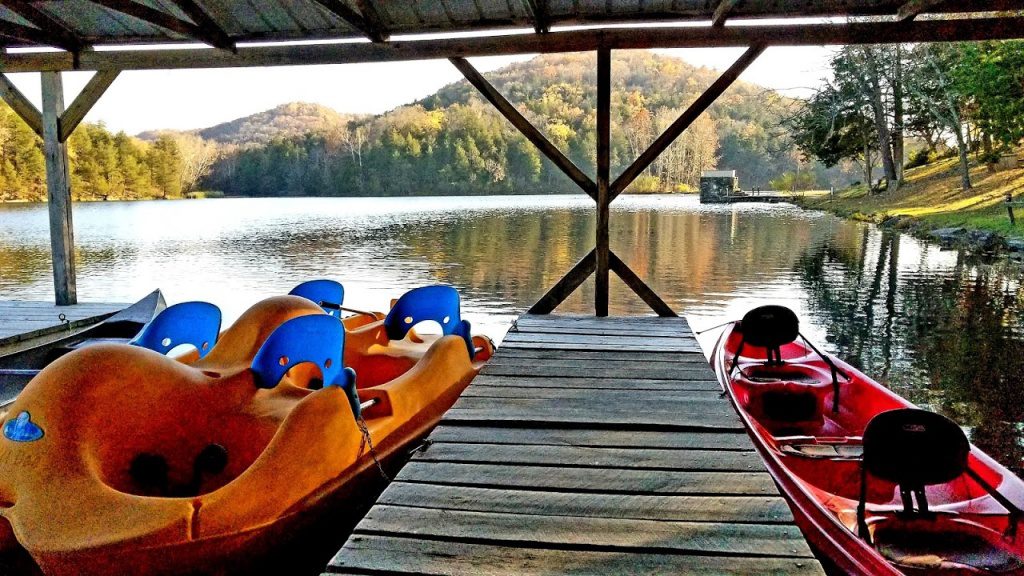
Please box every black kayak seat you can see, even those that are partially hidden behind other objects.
[858,409,969,532]
[732,305,847,412]
[740,305,799,363]
[862,408,969,512]
[858,409,1024,572]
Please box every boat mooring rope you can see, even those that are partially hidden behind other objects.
[356,416,390,482]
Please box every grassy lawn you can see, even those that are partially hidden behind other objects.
[798,151,1024,240]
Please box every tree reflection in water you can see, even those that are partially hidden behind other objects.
[795,232,1024,473]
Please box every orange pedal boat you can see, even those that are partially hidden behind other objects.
[0,286,490,576]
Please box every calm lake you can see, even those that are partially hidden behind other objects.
[2,195,1023,470]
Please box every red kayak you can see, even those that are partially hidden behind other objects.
[711,305,1024,575]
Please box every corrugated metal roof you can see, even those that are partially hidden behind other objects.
[0,0,1020,51]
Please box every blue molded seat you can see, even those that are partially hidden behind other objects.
[251,314,361,418]
[383,285,474,359]
[130,301,222,359]
[289,279,344,316]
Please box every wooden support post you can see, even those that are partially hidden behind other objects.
[609,251,677,317]
[528,250,597,314]
[450,57,597,200]
[609,44,765,200]
[1008,192,1018,226]
[41,71,76,305]
[595,47,611,317]
[0,73,43,137]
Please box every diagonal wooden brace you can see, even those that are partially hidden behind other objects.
[609,44,765,200]
[529,249,597,314]
[450,57,598,200]
[609,251,677,317]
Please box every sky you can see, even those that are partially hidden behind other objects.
[4,46,836,136]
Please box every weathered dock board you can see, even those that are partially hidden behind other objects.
[325,314,824,575]
[0,300,126,350]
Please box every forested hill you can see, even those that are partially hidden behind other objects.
[198,102,364,146]
[204,52,849,197]
[0,51,848,202]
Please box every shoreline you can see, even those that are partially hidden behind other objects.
[792,195,1024,260]
[792,151,1024,260]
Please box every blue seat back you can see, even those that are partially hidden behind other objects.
[384,285,474,359]
[251,314,361,417]
[130,301,222,359]
[289,279,344,316]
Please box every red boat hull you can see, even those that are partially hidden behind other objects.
[712,322,1024,575]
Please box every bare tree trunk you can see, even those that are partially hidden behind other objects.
[892,45,905,182]
[863,134,873,187]
[953,124,972,191]
[857,47,899,192]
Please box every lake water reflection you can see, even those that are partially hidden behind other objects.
[1,195,1022,470]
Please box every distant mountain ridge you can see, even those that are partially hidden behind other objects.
[138,102,366,147]
[182,52,852,196]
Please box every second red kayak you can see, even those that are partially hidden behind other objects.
[712,305,1024,575]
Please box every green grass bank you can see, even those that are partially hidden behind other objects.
[794,150,1024,256]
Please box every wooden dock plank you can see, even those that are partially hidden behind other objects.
[481,362,717,380]
[0,300,127,349]
[443,401,742,430]
[394,462,780,495]
[413,441,763,471]
[425,425,754,450]
[462,385,723,400]
[469,374,719,391]
[356,505,815,557]
[325,314,824,575]
[329,536,823,576]
[501,349,708,362]
[378,482,793,521]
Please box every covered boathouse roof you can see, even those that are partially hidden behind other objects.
[0,1,1023,72]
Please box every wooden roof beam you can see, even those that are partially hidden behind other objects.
[0,72,42,136]
[0,18,59,48]
[87,1,234,51]
[3,15,1024,72]
[354,1,388,42]
[712,0,740,27]
[310,0,387,42]
[524,0,550,33]
[897,0,946,21]
[2,0,86,52]
[164,1,235,52]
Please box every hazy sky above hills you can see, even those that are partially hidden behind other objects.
[5,46,833,135]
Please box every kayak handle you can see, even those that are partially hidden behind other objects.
[318,301,379,320]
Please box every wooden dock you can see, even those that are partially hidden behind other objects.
[0,300,127,351]
[324,314,824,575]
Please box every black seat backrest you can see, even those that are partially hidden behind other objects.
[741,305,799,349]
[858,408,969,540]
[863,408,969,488]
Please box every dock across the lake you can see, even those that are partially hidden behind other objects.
[325,314,824,575]
[0,300,127,352]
